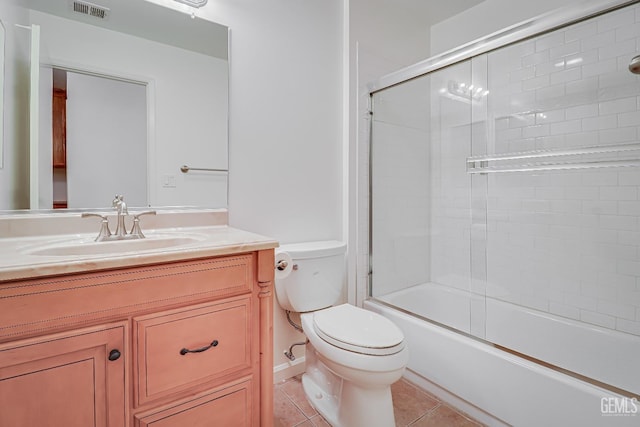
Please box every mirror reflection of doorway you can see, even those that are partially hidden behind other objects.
[41,68,147,209]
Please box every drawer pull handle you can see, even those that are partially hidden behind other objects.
[108,349,121,361]
[180,340,219,355]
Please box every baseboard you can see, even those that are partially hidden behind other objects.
[273,356,306,384]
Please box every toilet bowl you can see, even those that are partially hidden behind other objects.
[274,241,409,427]
[300,304,409,426]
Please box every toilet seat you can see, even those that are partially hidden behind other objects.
[312,304,405,356]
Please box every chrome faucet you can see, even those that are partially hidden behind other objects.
[82,195,156,242]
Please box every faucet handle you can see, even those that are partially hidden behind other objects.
[81,212,112,241]
[129,211,157,238]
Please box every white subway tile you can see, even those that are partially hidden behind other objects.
[508,113,535,128]
[597,8,635,33]
[598,72,640,91]
[598,299,636,320]
[582,57,617,77]
[600,186,637,201]
[535,109,566,124]
[550,40,581,61]
[550,199,582,213]
[522,124,550,138]
[582,228,619,244]
[580,309,616,329]
[565,21,598,42]
[536,135,566,150]
[617,230,640,246]
[566,131,599,148]
[598,38,636,61]
[581,30,615,51]
[618,260,640,276]
[549,119,582,135]
[617,110,640,127]
[618,201,640,216]
[534,61,558,77]
[565,76,599,96]
[618,171,640,185]
[536,31,565,52]
[599,97,637,115]
[582,114,617,132]
[522,199,550,212]
[582,200,618,215]
[522,74,550,91]
[616,318,640,336]
[565,186,600,200]
[550,67,582,85]
[535,187,564,200]
[550,301,581,320]
[536,84,566,103]
[510,66,535,82]
[566,49,599,69]
[582,171,618,186]
[573,293,598,311]
[566,103,599,120]
[522,50,550,68]
[616,22,640,41]
[599,214,638,231]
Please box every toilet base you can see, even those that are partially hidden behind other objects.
[301,346,397,427]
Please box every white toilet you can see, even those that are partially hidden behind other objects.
[275,241,409,427]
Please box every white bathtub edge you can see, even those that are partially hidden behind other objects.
[402,368,510,427]
[365,300,639,427]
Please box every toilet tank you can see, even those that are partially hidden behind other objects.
[274,240,347,313]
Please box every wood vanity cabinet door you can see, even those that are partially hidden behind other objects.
[0,323,127,427]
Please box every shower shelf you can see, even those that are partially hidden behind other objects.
[466,142,640,174]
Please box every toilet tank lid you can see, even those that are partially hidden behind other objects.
[277,240,346,259]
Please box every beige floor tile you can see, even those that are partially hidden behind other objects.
[274,388,307,427]
[391,379,440,426]
[410,404,483,427]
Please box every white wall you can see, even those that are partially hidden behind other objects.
[146,0,346,369]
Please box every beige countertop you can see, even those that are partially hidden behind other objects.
[0,209,278,283]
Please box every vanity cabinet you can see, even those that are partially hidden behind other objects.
[0,323,127,427]
[0,249,275,426]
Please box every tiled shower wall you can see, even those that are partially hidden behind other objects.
[485,4,640,336]
[365,2,640,337]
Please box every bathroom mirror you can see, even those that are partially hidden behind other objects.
[0,0,229,211]
[0,19,4,169]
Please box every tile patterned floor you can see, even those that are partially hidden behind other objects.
[274,375,485,427]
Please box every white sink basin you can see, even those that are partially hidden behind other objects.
[26,233,206,257]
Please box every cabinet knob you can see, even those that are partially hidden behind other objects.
[108,349,121,361]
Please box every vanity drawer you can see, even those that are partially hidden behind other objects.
[134,379,252,427]
[134,297,252,406]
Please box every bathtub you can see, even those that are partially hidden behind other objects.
[365,283,640,427]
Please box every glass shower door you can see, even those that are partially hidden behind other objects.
[370,59,481,335]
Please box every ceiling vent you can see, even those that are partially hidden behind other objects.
[71,0,110,20]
